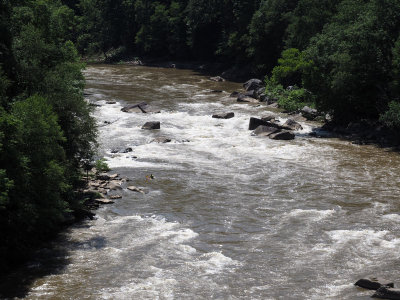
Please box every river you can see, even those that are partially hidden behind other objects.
[4,64,400,299]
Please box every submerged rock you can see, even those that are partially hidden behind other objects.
[121,102,148,113]
[127,185,145,194]
[372,287,400,299]
[253,125,279,136]
[210,76,225,82]
[237,96,259,103]
[142,121,160,130]
[249,117,281,130]
[355,278,394,290]
[151,136,172,143]
[269,130,295,140]
[212,112,235,119]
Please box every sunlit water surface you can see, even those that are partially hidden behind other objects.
[7,65,400,299]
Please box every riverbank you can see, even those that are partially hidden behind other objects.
[81,54,256,82]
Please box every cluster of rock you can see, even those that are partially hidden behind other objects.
[230,79,269,104]
[355,277,400,299]
[229,78,320,121]
[249,116,303,140]
[82,171,145,212]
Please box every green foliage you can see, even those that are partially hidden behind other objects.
[380,101,400,129]
[285,0,339,50]
[248,0,299,72]
[270,48,314,87]
[390,36,400,95]
[265,78,315,112]
[304,0,400,122]
[0,0,97,270]
[95,158,110,173]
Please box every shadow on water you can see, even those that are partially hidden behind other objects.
[0,222,107,299]
[307,126,400,152]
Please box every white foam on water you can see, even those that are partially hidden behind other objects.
[91,96,336,182]
[187,251,238,275]
[285,209,335,222]
[314,229,400,266]
[309,281,358,300]
[100,274,178,300]
[382,213,400,222]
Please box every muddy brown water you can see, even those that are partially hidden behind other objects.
[3,64,400,299]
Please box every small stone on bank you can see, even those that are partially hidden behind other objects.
[95,198,114,204]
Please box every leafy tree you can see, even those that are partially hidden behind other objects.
[304,0,400,121]
[185,0,223,59]
[285,0,339,50]
[269,48,314,87]
[248,0,299,73]
[0,0,97,270]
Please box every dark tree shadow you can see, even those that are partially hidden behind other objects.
[0,227,107,299]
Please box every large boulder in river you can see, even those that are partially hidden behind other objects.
[282,119,303,131]
[249,117,281,130]
[301,106,318,120]
[372,287,400,299]
[121,102,148,113]
[212,112,235,119]
[269,130,295,140]
[142,121,160,130]
[253,125,279,137]
[243,79,263,91]
[355,278,394,290]
[244,90,257,98]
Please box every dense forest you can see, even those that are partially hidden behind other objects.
[0,0,97,271]
[1,0,400,272]
[68,0,400,124]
